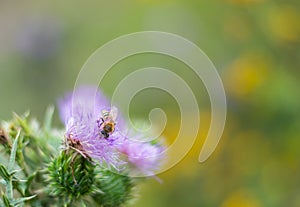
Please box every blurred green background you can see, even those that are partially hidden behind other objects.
[1,0,300,206]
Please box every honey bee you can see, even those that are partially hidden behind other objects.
[97,106,118,138]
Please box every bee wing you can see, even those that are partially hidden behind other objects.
[109,106,118,121]
[101,109,109,117]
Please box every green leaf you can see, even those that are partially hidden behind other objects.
[2,194,12,207]
[13,113,30,135]
[80,199,87,207]
[11,195,37,206]
[24,171,37,195]
[0,165,10,181]
[6,179,13,200]
[8,129,20,172]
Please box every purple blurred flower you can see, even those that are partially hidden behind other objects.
[15,16,63,61]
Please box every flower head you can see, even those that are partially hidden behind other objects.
[58,86,165,175]
[58,86,125,169]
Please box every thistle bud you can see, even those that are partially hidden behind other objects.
[47,148,96,205]
[92,169,135,207]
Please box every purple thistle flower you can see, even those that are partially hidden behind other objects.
[58,86,165,175]
[58,86,126,169]
[118,137,165,176]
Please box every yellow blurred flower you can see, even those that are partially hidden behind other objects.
[161,111,227,178]
[221,189,261,207]
[225,53,271,99]
[268,5,300,43]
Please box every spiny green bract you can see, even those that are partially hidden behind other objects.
[47,149,96,205]
[92,169,135,207]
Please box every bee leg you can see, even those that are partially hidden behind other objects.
[97,118,105,128]
[101,130,109,138]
